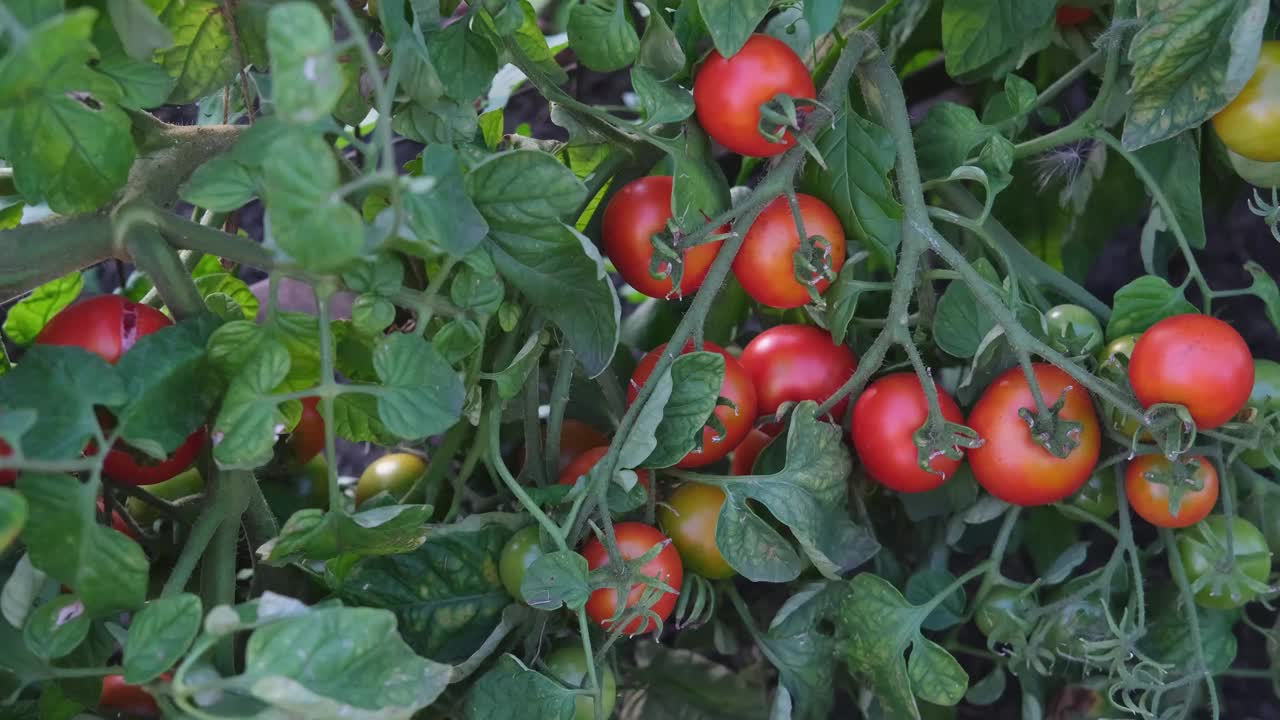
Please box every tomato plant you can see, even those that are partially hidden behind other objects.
[628,341,757,468]
[693,34,816,158]
[1177,515,1273,609]
[580,522,683,635]
[602,175,724,299]
[1125,454,1219,528]
[851,372,966,493]
[1128,314,1254,430]
[657,482,734,579]
[2,1,1280,717]
[739,324,857,423]
[733,194,846,309]
[967,364,1102,506]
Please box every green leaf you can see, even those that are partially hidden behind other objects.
[965,667,1006,705]
[624,644,771,719]
[672,123,732,235]
[207,313,321,392]
[804,0,841,39]
[0,347,126,461]
[450,260,504,314]
[262,505,433,565]
[1123,0,1268,150]
[2,272,82,346]
[0,488,27,553]
[642,352,724,468]
[17,474,148,617]
[332,392,397,445]
[428,19,499,101]
[394,97,479,144]
[343,253,405,296]
[352,295,395,335]
[636,3,685,78]
[1133,135,1206,249]
[1140,593,1237,675]
[267,2,343,124]
[484,331,547,400]
[94,54,175,110]
[698,0,771,58]
[402,145,489,258]
[122,594,201,684]
[1244,260,1280,335]
[195,272,259,320]
[913,103,996,182]
[631,67,695,127]
[105,0,173,59]
[717,405,878,582]
[156,0,239,103]
[335,514,518,663]
[242,606,450,716]
[941,0,1054,79]
[907,637,968,706]
[263,132,364,272]
[903,569,965,631]
[22,595,89,660]
[803,99,903,267]
[370,333,465,440]
[933,275,996,359]
[566,0,639,72]
[113,318,221,456]
[0,10,137,214]
[758,584,836,720]
[520,550,590,611]
[464,655,576,720]
[212,341,290,468]
[466,150,588,227]
[1105,275,1197,339]
[505,0,567,84]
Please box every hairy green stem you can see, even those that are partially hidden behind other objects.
[126,226,208,321]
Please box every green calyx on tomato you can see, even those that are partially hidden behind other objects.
[602,175,726,300]
[1094,334,1149,442]
[966,364,1101,506]
[542,646,617,720]
[1124,454,1219,529]
[499,525,546,603]
[657,482,734,579]
[1045,304,1103,357]
[1213,41,1280,163]
[1128,314,1254,431]
[356,452,426,506]
[733,194,847,309]
[1176,514,1272,609]
[580,522,684,635]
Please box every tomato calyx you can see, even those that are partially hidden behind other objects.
[672,574,717,628]
[644,219,733,300]
[757,93,828,166]
[1017,387,1086,459]
[790,231,840,306]
[586,529,681,635]
[1139,402,1198,457]
[912,416,983,475]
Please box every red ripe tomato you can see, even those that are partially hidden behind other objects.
[852,373,966,493]
[967,364,1101,506]
[100,426,206,487]
[1125,454,1219,529]
[291,397,325,464]
[580,522,683,635]
[733,194,846,309]
[1055,5,1092,26]
[0,437,14,485]
[99,674,163,718]
[97,499,137,540]
[558,446,652,491]
[602,176,725,300]
[37,296,204,485]
[693,34,816,158]
[739,325,857,422]
[729,428,773,476]
[521,419,609,476]
[1128,314,1254,430]
[36,295,171,365]
[627,341,758,468]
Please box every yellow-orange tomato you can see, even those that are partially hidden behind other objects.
[1213,41,1280,162]
[658,482,735,579]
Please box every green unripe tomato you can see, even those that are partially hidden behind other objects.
[125,467,204,524]
[657,482,735,579]
[499,525,545,602]
[975,583,1036,640]
[356,453,426,506]
[1094,334,1149,441]
[1243,359,1280,468]
[1045,304,1104,356]
[1060,472,1118,520]
[1176,515,1272,609]
[543,646,617,720]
